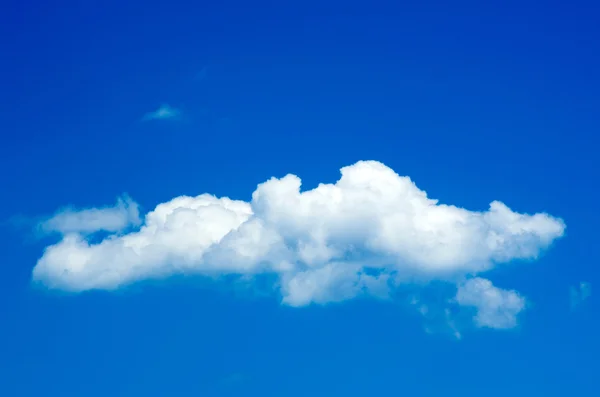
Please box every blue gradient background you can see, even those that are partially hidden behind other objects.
[0,1,598,395]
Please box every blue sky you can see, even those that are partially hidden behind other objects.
[1,0,599,395]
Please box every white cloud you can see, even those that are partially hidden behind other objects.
[31,160,564,329]
[455,277,526,329]
[570,282,591,309]
[141,104,181,121]
[38,195,140,235]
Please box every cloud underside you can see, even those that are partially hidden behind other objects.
[32,161,565,330]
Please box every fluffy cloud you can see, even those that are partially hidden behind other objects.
[141,104,181,121]
[570,282,591,309]
[38,195,140,235]
[455,277,527,329]
[31,161,565,329]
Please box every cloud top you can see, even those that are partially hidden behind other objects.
[31,161,565,329]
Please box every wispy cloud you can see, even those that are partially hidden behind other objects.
[455,277,527,330]
[195,66,208,81]
[30,161,565,334]
[570,282,591,309]
[415,297,462,339]
[38,195,140,236]
[219,372,250,385]
[141,104,181,121]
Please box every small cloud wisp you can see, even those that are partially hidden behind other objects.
[570,282,591,309]
[38,195,140,236]
[141,104,181,121]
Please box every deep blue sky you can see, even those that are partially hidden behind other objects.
[1,1,598,395]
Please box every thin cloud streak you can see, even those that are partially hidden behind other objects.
[141,104,181,121]
[570,282,591,309]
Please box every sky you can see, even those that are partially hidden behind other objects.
[0,0,599,396]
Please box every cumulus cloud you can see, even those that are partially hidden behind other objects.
[455,277,526,329]
[38,195,140,235]
[570,282,591,309]
[31,161,564,329]
[141,104,181,121]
